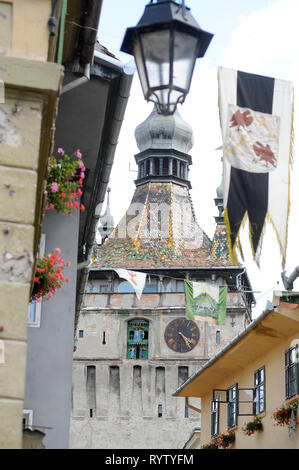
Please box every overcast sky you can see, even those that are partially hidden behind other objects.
[97,0,299,317]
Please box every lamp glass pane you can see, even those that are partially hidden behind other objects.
[140,29,170,89]
[134,37,149,98]
[172,31,199,91]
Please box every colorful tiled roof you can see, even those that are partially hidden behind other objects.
[209,223,238,266]
[93,182,238,269]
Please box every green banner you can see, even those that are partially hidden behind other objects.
[184,280,227,325]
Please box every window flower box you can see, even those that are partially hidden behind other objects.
[45,148,85,215]
[242,416,263,436]
[31,248,71,301]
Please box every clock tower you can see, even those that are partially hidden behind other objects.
[70,107,254,449]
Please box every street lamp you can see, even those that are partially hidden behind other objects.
[121,0,213,115]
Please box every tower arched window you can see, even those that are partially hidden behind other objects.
[162,158,168,175]
[154,158,159,175]
[173,159,177,176]
[127,319,149,360]
[146,159,150,176]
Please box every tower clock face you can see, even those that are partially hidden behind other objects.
[164,318,200,353]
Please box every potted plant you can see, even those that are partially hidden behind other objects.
[201,430,235,450]
[273,400,298,427]
[242,416,263,436]
[45,148,86,215]
[31,248,71,301]
[217,430,235,449]
[201,438,219,449]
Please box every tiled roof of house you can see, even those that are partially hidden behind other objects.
[93,182,238,270]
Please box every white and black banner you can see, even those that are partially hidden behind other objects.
[218,67,294,267]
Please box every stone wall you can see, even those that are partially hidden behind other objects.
[0,0,62,448]
[70,288,249,448]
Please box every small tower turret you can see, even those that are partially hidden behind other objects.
[134,106,193,188]
[98,187,114,244]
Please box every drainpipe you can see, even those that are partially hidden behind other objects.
[48,0,60,36]
[74,60,134,334]
[236,269,246,291]
[60,0,103,94]
[281,266,299,291]
[60,63,90,94]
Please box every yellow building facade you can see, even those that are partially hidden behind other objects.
[174,291,299,449]
[0,0,63,448]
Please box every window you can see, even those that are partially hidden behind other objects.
[227,384,238,429]
[211,394,220,436]
[127,319,149,360]
[86,281,98,293]
[118,281,135,293]
[154,158,159,175]
[28,234,45,328]
[79,330,84,338]
[285,345,298,399]
[143,281,158,293]
[158,404,163,417]
[99,283,108,293]
[173,159,177,176]
[162,158,168,175]
[254,366,265,414]
[28,300,41,327]
[86,365,96,418]
[176,280,184,293]
[216,330,221,344]
[86,280,108,293]
[165,281,174,292]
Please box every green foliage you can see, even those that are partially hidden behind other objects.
[45,148,85,215]
[201,430,235,450]
[273,400,298,426]
[31,248,71,301]
[242,416,263,436]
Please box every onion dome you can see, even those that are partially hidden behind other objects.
[134,105,194,154]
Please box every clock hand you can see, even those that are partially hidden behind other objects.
[178,332,192,348]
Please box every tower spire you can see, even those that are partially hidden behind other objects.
[209,152,239,265]
[134,106,193,189]
[93,108,215,269]
[98,187,114,244]
[214,155,224,225]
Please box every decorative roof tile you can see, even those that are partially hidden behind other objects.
[93,182,238,269]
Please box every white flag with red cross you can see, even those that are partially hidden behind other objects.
[114,268,147,299]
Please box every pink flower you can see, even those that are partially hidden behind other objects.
[55,248,61,254]
[77,188,83,197]
[76,149,82,159]
[66,261,71,267]
[80,172,85,179]
[51,182,59,193]
[57,148,64,155]
[78,160,84,168]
